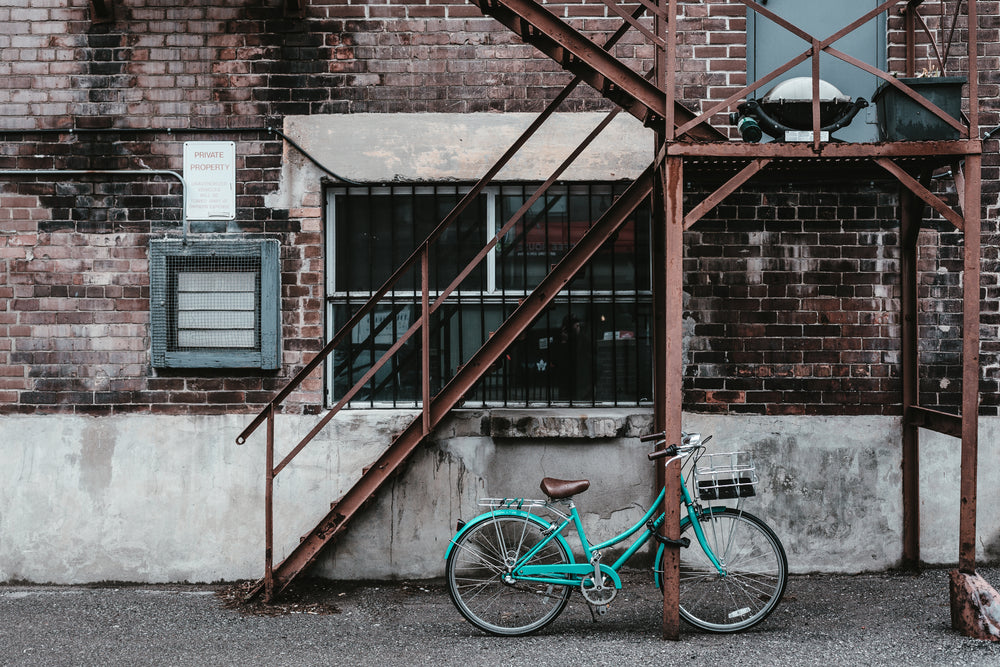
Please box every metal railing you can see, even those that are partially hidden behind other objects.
[672,0,975,148]
[234,10,657,597]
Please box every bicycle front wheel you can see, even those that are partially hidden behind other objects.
[446,514,572,636]
[661,507,787,632]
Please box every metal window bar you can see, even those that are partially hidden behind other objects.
[328,183,653,408]
[165,254,261,352]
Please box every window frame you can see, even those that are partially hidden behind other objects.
[324,183,653,408]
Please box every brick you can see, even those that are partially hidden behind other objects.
[0,3,992,417]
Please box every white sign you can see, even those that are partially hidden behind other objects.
[183,141,236,220]
[784,130,829,143]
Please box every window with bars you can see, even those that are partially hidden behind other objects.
[150,239,281,369]
[326,184,652,407]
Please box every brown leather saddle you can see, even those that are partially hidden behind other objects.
[539,477,590,499]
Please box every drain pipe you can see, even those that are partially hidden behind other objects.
[0,126,360,186]
[0,169,190,242]
[0,128,361,241]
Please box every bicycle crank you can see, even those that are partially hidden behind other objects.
[580,575,618,606]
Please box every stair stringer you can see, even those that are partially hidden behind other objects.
[472,0,725,141]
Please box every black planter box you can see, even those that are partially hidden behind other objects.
[873,76,965,141]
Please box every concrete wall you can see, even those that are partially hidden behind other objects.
[2,412,997,584]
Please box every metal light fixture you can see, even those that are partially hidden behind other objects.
[729,77,869,142]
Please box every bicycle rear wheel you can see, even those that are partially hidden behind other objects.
[446,514,572,636]
[660,507,787,632]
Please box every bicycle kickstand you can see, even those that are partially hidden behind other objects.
[589,603,609,622]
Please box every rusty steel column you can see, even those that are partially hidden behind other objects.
[899,184,920,569]
[958,151,981,575]
[653,156,684,641]
[949,151,1000,641]
[264,405,275,602]
[653,0,683,642]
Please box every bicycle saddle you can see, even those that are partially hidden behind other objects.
[540,477,590,499]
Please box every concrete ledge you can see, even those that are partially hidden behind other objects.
[483,409,652,439]
[427,408,654,439]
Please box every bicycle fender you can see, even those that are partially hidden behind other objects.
[444,510,575,563]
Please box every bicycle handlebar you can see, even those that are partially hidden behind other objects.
[647,445,678,460]
[643,430,713,461]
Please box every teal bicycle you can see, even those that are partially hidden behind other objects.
[444,431,788,635]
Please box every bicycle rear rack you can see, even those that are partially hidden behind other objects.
[479,497,552,511]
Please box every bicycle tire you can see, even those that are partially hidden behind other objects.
[446,513,572,636]
[658,507,787,632]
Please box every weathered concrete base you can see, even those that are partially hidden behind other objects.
[950,570,1000,641]
[2,412,999,583]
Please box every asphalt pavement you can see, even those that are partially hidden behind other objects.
[2,567,1000,666]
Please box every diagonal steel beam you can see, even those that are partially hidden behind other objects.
[683,159,771,229]
[473,0,724,140]
[874,157,965,230]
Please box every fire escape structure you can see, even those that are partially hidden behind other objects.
[237,0,999,640]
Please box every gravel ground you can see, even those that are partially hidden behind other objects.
[2,567,999,666]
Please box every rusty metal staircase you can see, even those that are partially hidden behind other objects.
[471,0,721,141]
[242,168,655,600]
[237,0,718,601]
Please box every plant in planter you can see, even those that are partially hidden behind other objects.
[872,69,966,141]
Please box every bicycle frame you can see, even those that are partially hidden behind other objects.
[449,457,726,590]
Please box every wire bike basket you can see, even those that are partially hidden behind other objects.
[693,451,758,501]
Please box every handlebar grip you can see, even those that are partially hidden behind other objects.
[647,445,678,460]
[639,431,665,443]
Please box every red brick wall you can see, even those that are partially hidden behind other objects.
[681,184,974,416]
[0,1,996,416]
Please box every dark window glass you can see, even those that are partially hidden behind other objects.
[335,190,486,293]
[328,184,651,407]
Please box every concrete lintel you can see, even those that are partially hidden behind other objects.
[281,112,654,185]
